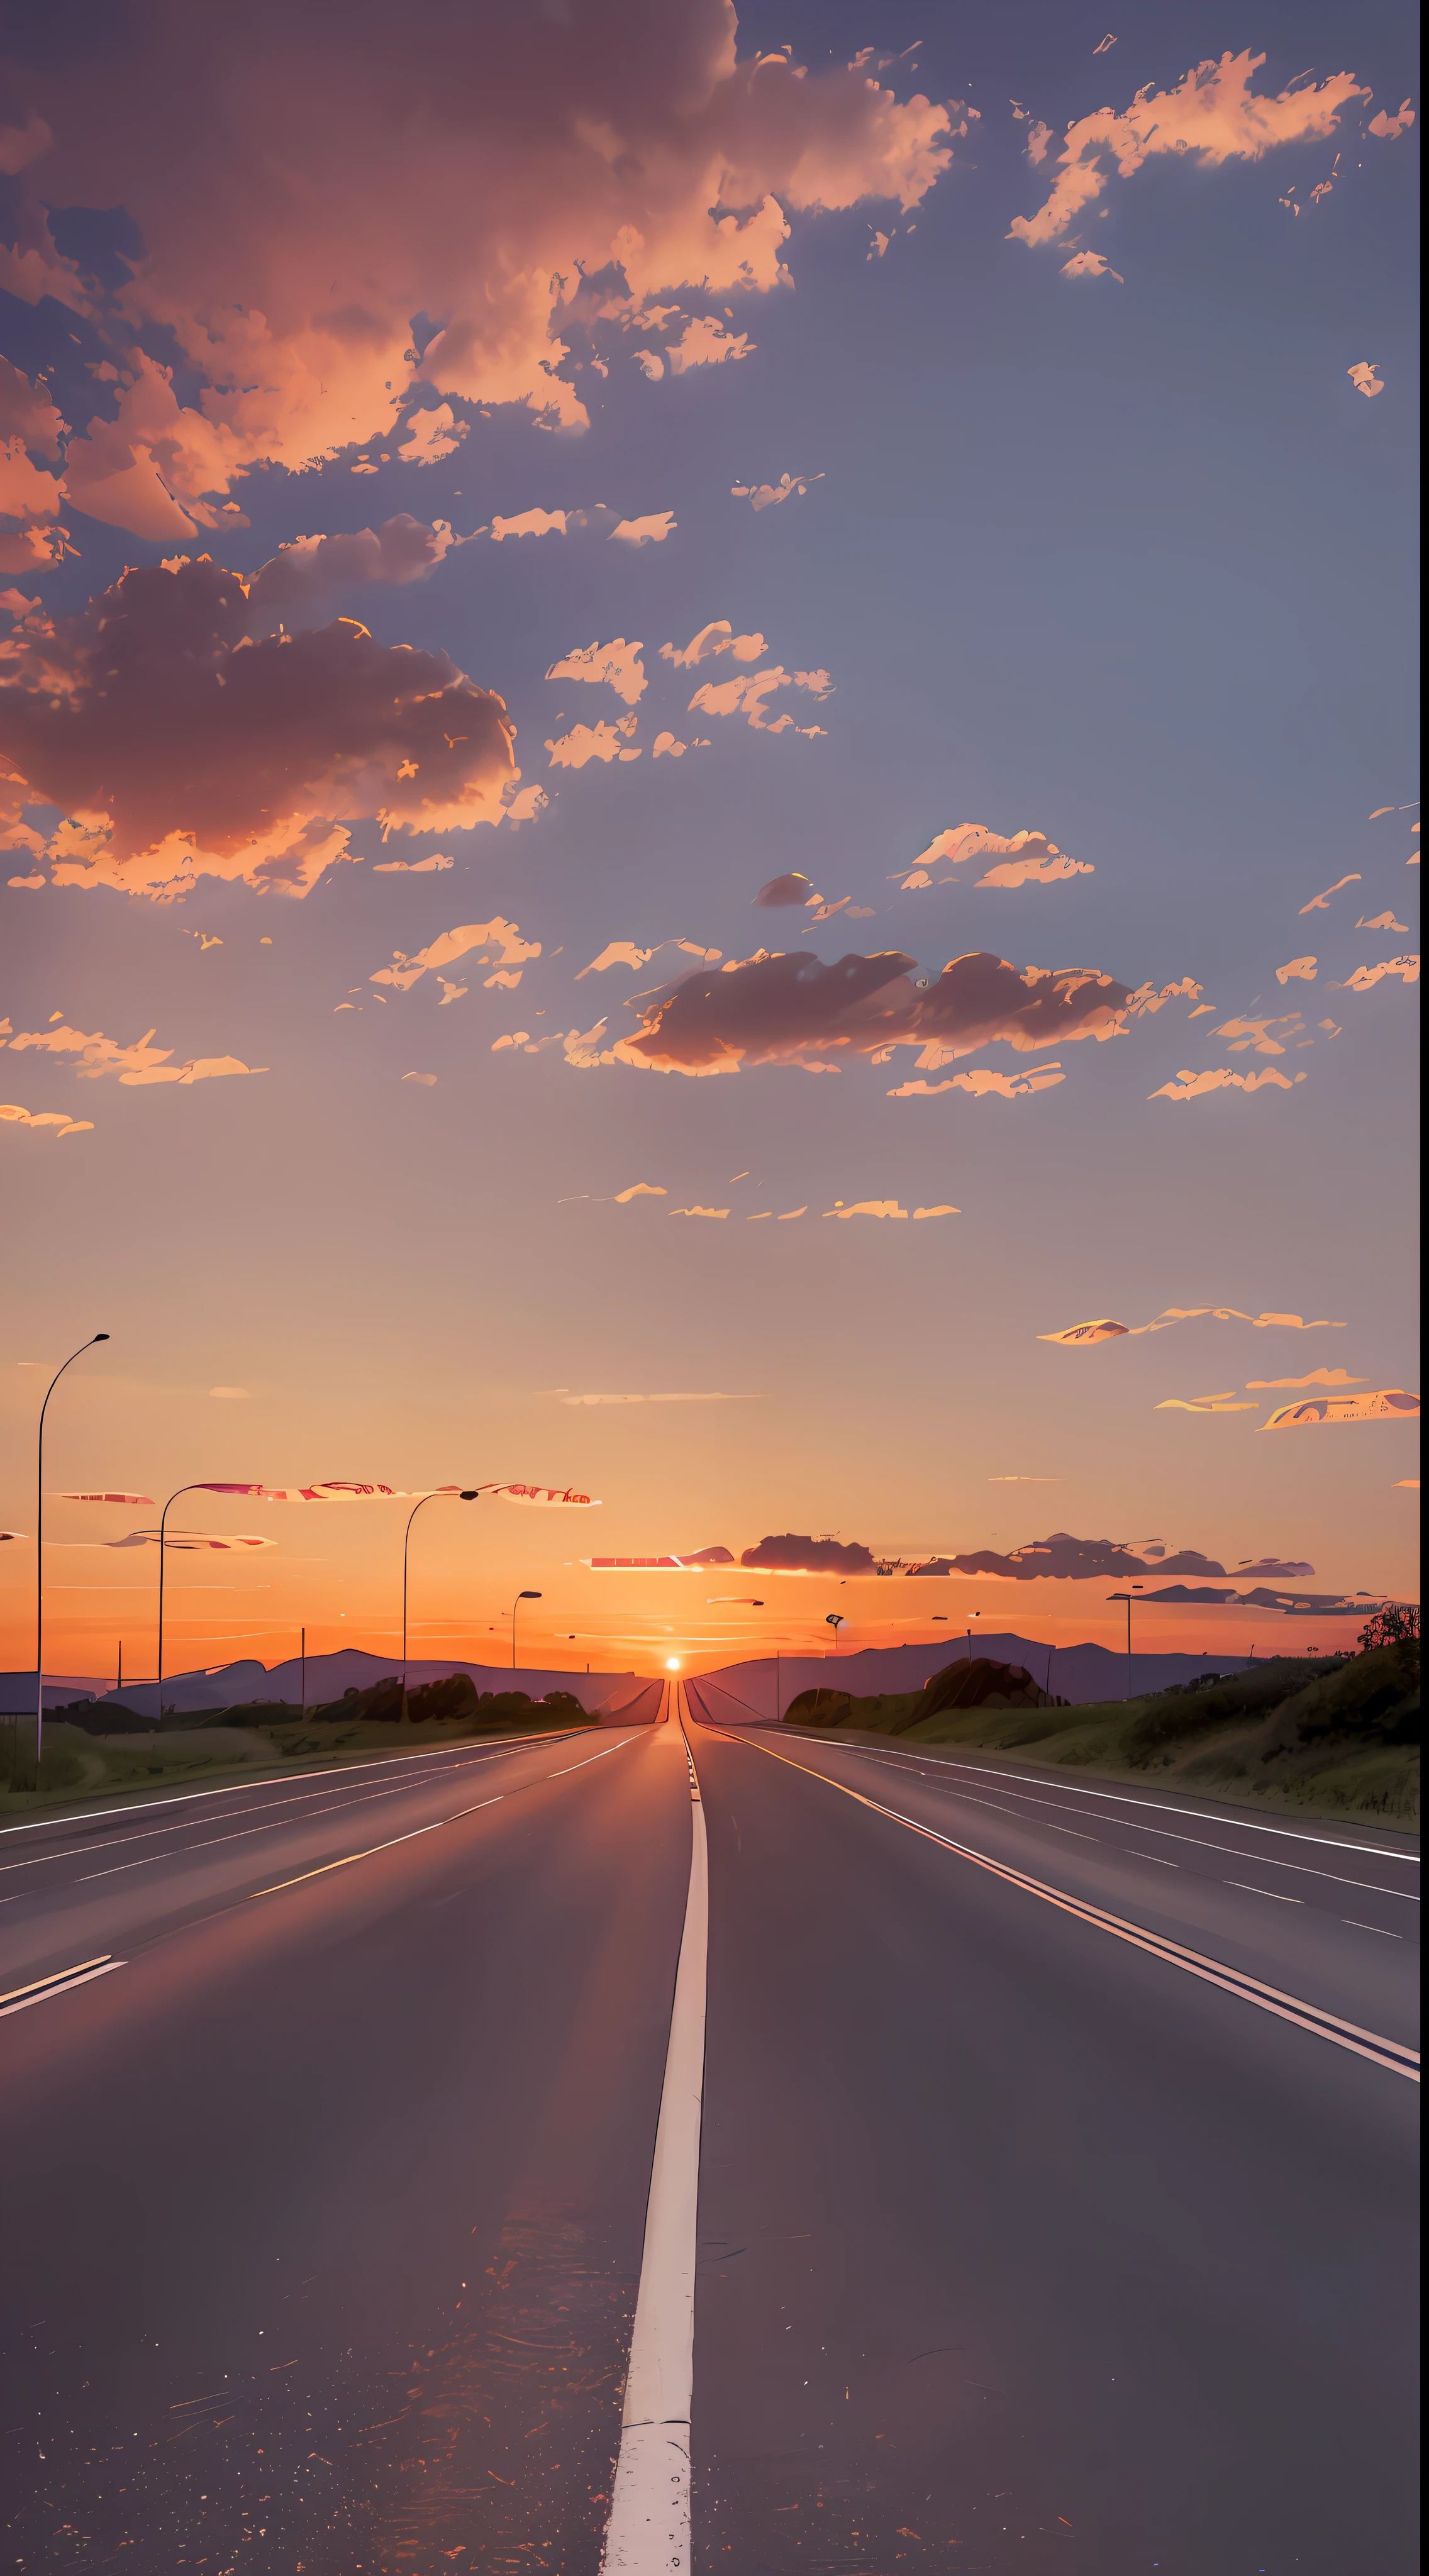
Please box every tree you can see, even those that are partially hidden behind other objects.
[1359,1602,1420,1655]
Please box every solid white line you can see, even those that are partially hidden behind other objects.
[787,1735,1420,1862]
[0,1725,592,1843]
[601,1688,708,2574]
[0,1960,126,2018]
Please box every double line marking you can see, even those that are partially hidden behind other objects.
[708,1729,1420,2085]
[0,1955,128,2019]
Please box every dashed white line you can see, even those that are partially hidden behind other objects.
[1343,1920,1402,1938]
[1225,1882,1303,1904]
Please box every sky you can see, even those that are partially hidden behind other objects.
[0,0,1420,1688]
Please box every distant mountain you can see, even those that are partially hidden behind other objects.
[685,1633,1260,1723]
[3,1649,634,1721]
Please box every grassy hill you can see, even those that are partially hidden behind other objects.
[785,1644,1420,1826]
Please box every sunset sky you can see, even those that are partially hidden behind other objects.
[1,0,1419,1687]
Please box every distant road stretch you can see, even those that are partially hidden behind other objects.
[1,1695,1418,2573]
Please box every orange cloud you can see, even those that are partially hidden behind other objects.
[1342,956,1419,992]
[0,1099,93,1137]
[666,316,754,372]
[1150,1067,1306,1099]
[887,1063,1065,1099]
[1262,1389,1419,1430]
[825,1199,908,1219]
[546,718,642,769]
[1367,99,1416,139]
[545,636,647,706]
[1298,872,1360,913]
[1275,956,1317,984]
[0,561,517,897]
[372,918,539,993]
[661,621,767,670]
[1009,52,1364,250]
[1062,252,1124,283]
[1246,1369,1364,1389]
[1347,362,1384,399]
[243,514,459,621]
[573,947,1145,1078]
[1155,1391,1259,1413]
[1040,1308,1347,1345]
[899,823,1093,890]
[7,22,964,533]
[731,472,823,511]
[3,1019,263,1086]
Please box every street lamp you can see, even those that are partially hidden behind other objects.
[1107,1592,1135,1693]
[403,1490,481,1713]
[825,1613,845,1654]
[513,1589,542,1674]
[35,1329,108,1772]
[967,1608,982,1662]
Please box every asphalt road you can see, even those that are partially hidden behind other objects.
[0,1703,1418,2573]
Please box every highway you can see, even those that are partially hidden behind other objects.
[0,1695,1417,2573]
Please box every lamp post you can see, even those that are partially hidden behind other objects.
[825,1613,845,1655]
[1108,1592,1135,1694]
[35,1333,109,1768]
[967,1609,982,1662]
[513,1590,542,1674]
[155,1482,233,1729]
[403,1490,481,1714]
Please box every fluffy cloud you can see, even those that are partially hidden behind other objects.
[1039,1307,1347,1345]
[0,1099,93,1137]
[243,514,458,621]
[662,621,767,670]
[742,1533,877,1575]
[1155,1391,1260,1413]
[2,1019,263,1085]
[1247,1369,1364,1389]
[1262,1389,1419,1431]
[1342,955,1419,992]
[731,471,823,511]
[1150,1067,1306,1101]
[5,11,964,534]
[0,560,517,896]
[1061,252,1123,283]
[545,637,646,706]
[908,1532,1263,1583]
[755,870,816,907]
[887,1063,1065,1099]
[545,717,642,768]
[899,823,1091,889]
[666,316,754,372]
[582,947,1150,1077]
[0,361,74,572]
[1367,99,1416,139]
[1008,52,1364,250]
[1347,363,1384,399]
[370,918,538,992]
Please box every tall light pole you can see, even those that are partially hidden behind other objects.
[1108,1592,1135,1693]
[403,1491,480,1713]
[825,1613,844,1655]
[35,1333,109,1768]
[513,1590,542,1674]
[155,1482,226,1729]
[967,1608,982,1662]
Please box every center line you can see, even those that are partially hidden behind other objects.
[1225,1881,1303,1903]
[601,1685,707,2572]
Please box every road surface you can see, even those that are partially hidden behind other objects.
[0,1694,1417,2572]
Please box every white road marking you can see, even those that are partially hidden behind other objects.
[602,1686,708,2573]
[1,1960,126,2018]
[0,1725,592,1846]
[1046,1825,1099,1841]
[790,1735,1420,1863]
[795,1743,1418,1899]
[1343,1920,1402,1938]
[1225,1882,1303,1903]
[1129,1852,1179,1867]
[708,1729,1419,2083]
